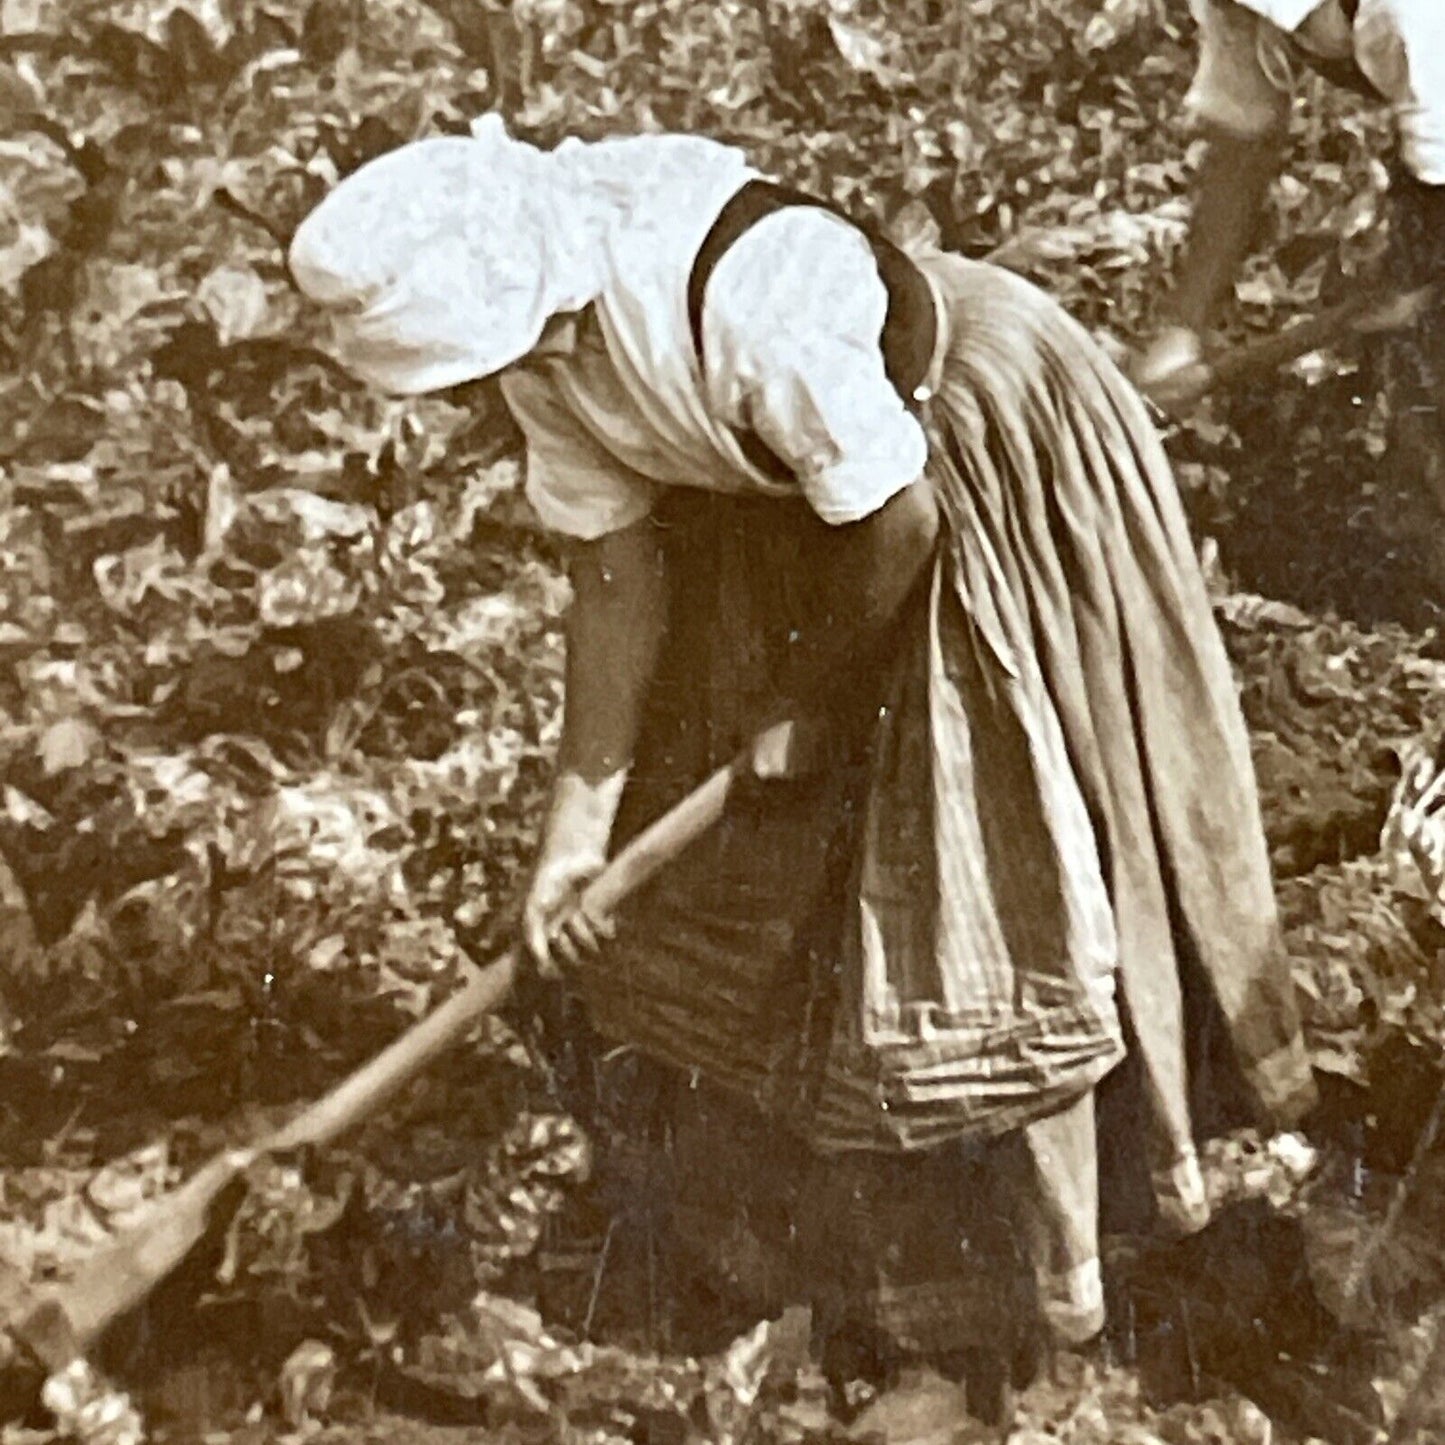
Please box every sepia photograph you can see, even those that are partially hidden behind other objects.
[1,0,1444,1440]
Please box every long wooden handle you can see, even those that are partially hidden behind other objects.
[270,752,745,1155]
[266,952,522,1154]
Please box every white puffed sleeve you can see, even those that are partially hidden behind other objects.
[1185,0,1295,139]
[1357,0,1445,184]
[699,207,929,526]
[500,369,658,540]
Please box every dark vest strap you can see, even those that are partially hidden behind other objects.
[1291,0,1380,101]
[687,179,937,484]
[1297,50,1380,100]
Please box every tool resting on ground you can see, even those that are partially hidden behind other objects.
[0,727,773,1389]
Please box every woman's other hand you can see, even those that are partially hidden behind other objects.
[750,717,824,781]
[749,710,857,781]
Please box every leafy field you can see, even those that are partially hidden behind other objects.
[4,0,1445,1441]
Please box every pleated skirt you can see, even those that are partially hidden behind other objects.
[562,253,1315,1354]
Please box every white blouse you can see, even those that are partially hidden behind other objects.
[1186,0,1445,184]
[500,179,931,541]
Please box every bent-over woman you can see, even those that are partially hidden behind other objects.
[289,115,1315,1424]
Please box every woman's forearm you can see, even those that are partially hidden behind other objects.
[558,517,667,785]
[1168,132,1284,335]
[524,519,665,963]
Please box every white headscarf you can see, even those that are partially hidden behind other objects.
[288,115,629,394]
